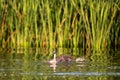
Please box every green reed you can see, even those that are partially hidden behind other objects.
[72,0,118,52]
[0,0,119,54]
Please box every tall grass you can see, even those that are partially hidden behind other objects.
[72,0,118,52]
[0,0,119,54]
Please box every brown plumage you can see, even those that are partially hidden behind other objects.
[49,49,85,65]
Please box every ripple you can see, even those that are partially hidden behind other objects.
[49,72,120,76]
[1,71,120,76]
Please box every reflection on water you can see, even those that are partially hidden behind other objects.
[49,64,57,72]
[0,50,120,80]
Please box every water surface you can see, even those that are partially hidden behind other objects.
[0,50,120,80]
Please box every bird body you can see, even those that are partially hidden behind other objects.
[48,50,85,65]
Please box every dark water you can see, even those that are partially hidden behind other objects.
[0,50,120,80]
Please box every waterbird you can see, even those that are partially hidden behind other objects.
[49,49,85,65]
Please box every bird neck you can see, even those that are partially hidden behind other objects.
[53,53,56,61]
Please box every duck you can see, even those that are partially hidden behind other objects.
[49,49,85,65]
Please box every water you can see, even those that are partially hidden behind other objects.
[0,50,120,80]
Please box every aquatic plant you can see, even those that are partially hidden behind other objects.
[0,0,119,54]
[72,0,118,52]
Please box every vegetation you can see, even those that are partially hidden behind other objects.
[0,0,120,55]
